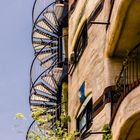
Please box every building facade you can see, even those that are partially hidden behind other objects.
[26,0,140,140]
[68,0,140,140]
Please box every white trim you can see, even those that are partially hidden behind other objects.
[76,93,92,119]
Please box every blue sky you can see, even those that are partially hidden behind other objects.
[0,0,34,139]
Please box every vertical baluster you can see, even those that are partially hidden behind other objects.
[132,53,134,87]
[138,46,140,84]
[126,60,128,93]
[128,58,131,91]
[123,67,126,97]
[136,46,138,84]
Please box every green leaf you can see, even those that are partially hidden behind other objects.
[15,113,26,120]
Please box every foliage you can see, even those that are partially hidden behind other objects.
[15,113,27,120]
[16,110,80,140]
[62,82,68,115]
[102,124,112,140]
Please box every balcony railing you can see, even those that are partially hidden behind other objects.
[111,44,140,123]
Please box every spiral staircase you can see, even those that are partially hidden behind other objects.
[26,0,68,139]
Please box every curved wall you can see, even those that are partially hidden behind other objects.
[112,86,140,140]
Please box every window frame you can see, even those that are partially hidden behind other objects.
[74,23,88,63]
[76,99,92,133]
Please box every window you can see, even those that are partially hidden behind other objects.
[79,82,85,103]
[69,23,87,75]
[77,99,92,133]
[74,24,87,63]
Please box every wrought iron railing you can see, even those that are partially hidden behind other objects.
[26,0,68,139]
[111,44,140,123]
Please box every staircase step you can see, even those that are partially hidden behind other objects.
[43,11,58,32]
[40,58,55,68]
[31,105,46,112]
[41,75,57,89]
[30,104,47,110]
[36,19,58,38]
[37,115,56,129]
[35,46,58,54]
[40,53,58,66]
[31,91,57,100]
[33,44,46,51]
[33,29,51,40]
[30,104,53,112]
[41,82,57,94]
[30,93,50,102]
[46,108,56,113]
[34,83,53,95]
[33,45,58,53]
[54,4,64,20]
[33,40,58,47]
[36,18,53,33]
[32,40,58,50]
[44,11,58,26]
[31,100,57,106]
[37,18,57,33]
[30,106,56,114]
[35,82,57,95]
[37,52,52,61]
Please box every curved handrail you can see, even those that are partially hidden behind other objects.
[26,120,35,140]
[111,43,140,124]
[32,0,37,23]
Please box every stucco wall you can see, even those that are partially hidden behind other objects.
[68,0,114,135]
[68,0,110,57]
[112,86,140,140]
[68,0,140,139]
[105,0,140,57]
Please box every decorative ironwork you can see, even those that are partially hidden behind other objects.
[26,0,68,139]
[111,44,140,124]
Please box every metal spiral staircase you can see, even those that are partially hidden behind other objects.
[26,0,68,139]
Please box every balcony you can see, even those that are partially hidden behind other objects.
[106,0,140,57]
[111,44,140,123]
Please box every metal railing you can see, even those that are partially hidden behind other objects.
[26,0,68,139]
[111,44,140,123]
